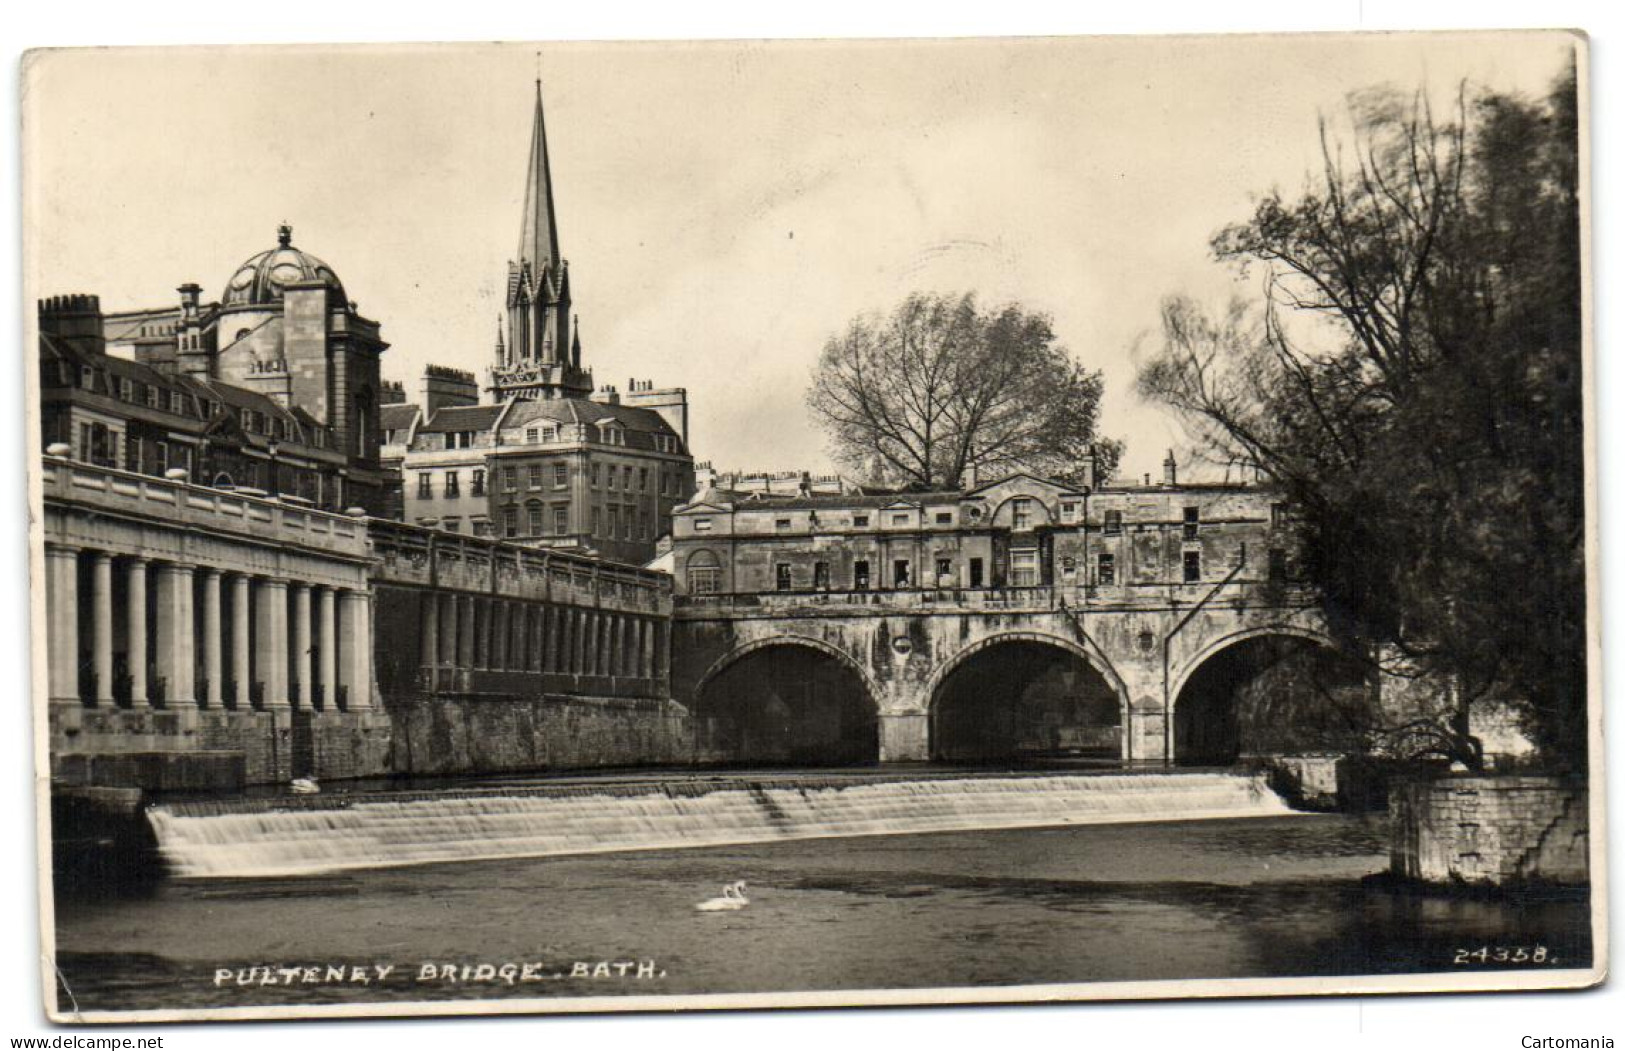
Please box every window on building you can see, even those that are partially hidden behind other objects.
[472,469,486,496]
[1268,547,1287,582]
[640,468,649,491]
[1271,502,1286,529]
[1103,509,1123,535]
[1061,502,1078,522]
[623,507,633,539]
[554,462,568,488]
[969,557,985,588]
[891,512,909,526]
[527,502,544,536]
[503,507,518,538]
[853,514,870,528]
[591,507,601,537]
[1183,550,1202,583]
[553,505,569,535]
[1010,549,1038,587]
[638,510,647,540]
[1012,498,1034,531]
[473,520,492,538]
[694,517,713,532]
[169,391,183,414]
[503,466,518,491]
[526,427,539,444]
[155,440,169,473]
[775,564,793,591]
[688,550,722,595]
[935,511,953,524]
[776,518,792,532]
[1183,506,1200,540]
[1098,552,1116,586]
[935,558,953,585]
[608,506,620,538]
[813,561,830,590]
[590,463,600,487]
[528,464,543,489]
[125,436,143,473]
[443,517,462,534]
[854,560,871,590]
[892,559,912,588]
[146,387,160,409]
[543,425,559,442]
[444,471,460,497]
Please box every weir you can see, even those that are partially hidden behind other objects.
[146,772,1296,878]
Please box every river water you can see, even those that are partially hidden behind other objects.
[51,812,1590,1012]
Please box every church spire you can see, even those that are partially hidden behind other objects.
[517,80,561,278]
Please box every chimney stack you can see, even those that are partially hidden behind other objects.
[1163,450,1178,486]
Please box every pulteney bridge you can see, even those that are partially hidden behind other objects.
[667,471,1364,765]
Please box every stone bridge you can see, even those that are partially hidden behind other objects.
[671,578,1340,764]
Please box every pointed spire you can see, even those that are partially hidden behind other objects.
[517,80,561,279]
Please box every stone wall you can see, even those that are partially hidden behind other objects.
[51,706,393,790]
[383,692,728,775]
[1389,776,1589,886]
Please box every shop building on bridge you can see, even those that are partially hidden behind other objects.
[666,461,1368,768]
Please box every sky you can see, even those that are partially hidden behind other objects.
[23,32,1577,482]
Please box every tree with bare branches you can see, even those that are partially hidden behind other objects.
[1137,64,1583,770]
[808,292,1121,490]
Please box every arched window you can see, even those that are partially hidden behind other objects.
[687,549,723,595]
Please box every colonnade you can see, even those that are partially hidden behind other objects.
[44,542,372,713]
[419,591,665,685]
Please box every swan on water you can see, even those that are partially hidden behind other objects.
[694,881,749,912]
[290,778,321,795]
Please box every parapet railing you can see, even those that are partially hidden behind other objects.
[674,578,1318,614]
[367,518,672,614]
[41,454,370,559]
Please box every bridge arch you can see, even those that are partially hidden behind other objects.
[926,631,1130,764]
[1169,625,1373,766]
[691,635,880,767]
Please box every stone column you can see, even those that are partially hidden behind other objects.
[90,551,114,706]
[439,592,458,668]
[472,598,487,670]
[458,595,475,670]
[291,583,312,710]
[125,557,148,708]
[44,544,80,708]
[641,619,656,681]
[560,610,575,675]
[318,587,337,711]
[257,578,290,709]
[493,601,509,670]
[419,590,439,686]
[230,574,250,708]
[338,589,373,710]
[201,568,222,708]
[155,562,196,707]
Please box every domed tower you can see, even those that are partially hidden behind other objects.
[491,82,592,401]
[214,224,388,464]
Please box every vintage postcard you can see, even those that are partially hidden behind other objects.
[23,30,1604,1024]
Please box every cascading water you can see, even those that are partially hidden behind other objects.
[146,772,1297,879]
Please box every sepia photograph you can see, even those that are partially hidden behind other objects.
[19,23,1605,1026]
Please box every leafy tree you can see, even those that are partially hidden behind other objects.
[808,292,1121,490]
[1137,62,1583,770]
